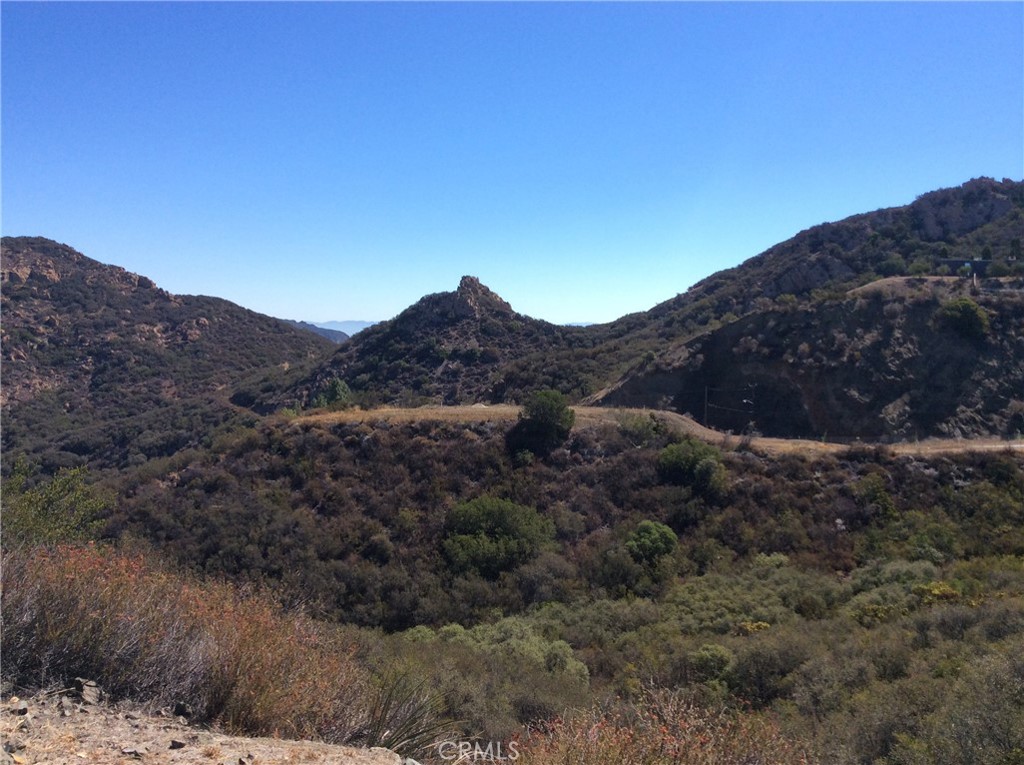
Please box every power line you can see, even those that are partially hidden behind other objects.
[707,403,755,415]
[704,383,756,427]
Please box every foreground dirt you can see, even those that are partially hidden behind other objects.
[0,693,400,765]
[293,405,1024,457]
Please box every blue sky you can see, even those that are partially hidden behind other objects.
[3,2,1022,325]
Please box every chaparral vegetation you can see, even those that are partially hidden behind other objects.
[3,178,1024,763]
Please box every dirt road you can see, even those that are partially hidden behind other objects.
[293,405,1023,458]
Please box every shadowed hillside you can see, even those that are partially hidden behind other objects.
[599,276,1024,440]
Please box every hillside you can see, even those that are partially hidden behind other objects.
[599,276,1024,440]
[0,236,335,471]
[631,176,1023,333]
[3,178,1021,473]
[91,402,1023,764]
[485,178,1021,402]
[4,181,1024,765]
[272,178,1023,424]
[287,275,592,407]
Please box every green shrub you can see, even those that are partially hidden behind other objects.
[626,520,678,566]
[688,643,735,683]
[443,497,555,579]
[359,672,458,758]
[935,297,990,340]
[507,389,575,455]
[311,377,353,409]
[657,438,722,487]
[878,255,908,276]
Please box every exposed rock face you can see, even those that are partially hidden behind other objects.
[650,177,1023,322]
[453,275,514,318]
[1,237,162,294]
[392,275,515,327]
[912,177,1017,240]
[760,253,857,301]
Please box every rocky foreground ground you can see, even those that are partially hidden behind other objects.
[0,689,401,765]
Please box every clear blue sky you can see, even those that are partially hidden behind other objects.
[3,2,1022,325]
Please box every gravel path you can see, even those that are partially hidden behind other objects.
[1,693,400,765]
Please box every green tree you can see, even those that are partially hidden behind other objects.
[312,377,353,409]
[908,258,932,275]
[507,390,575,456]
[878,255,908,277]
[2,460,108,547]
[657,438,722,487]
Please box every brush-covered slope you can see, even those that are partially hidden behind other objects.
[468,178,1024,406]
[1,236,335,471]
[292,276,591,406]
[590,178,1024,440]
[286,177,1023,412]
[598,276,1024,440]
[632,177,1024,332]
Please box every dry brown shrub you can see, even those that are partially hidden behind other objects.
[517,687,817,765]
[1,544,369,742]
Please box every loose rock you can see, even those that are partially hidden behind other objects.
[74,678,101,705]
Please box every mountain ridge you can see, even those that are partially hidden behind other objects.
[314,320,377,336]
[0,236,335,471]
[279,176,1023,434]
[3,176,1022,464]
[288,274,588,408]
[281,318,350,344]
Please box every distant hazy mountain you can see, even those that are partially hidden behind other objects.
[282,319,349,344]
[313,320,377,336]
